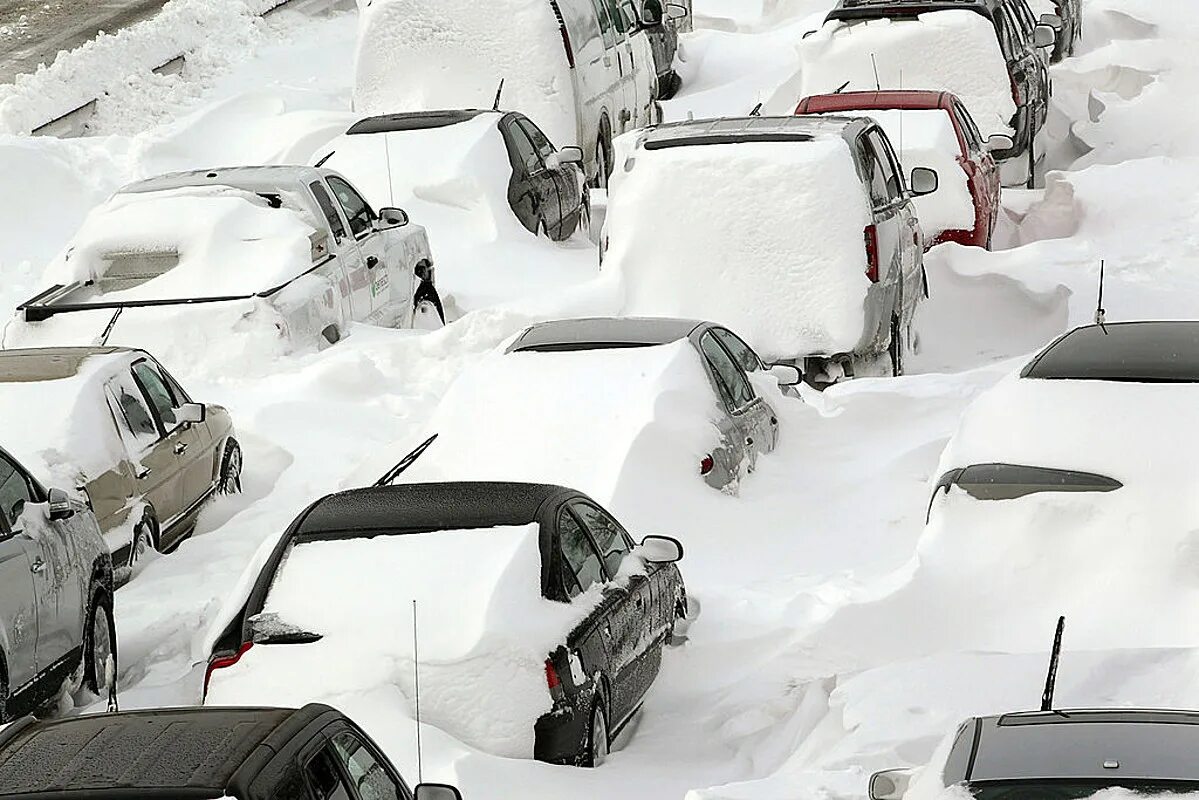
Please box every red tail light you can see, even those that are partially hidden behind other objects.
[700,455,715,475]
[203,641,253,697]
[864,225,881,283]
[545,659,562,690]
[1010,74,1022,105]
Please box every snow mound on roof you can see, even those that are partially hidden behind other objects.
[397,340,722,504]
[606,139,872,360]
[353,0,577,148]
[862,109,975,238]
[45,185,317,299]
[206,524,607,757]
[799,11,1017,137]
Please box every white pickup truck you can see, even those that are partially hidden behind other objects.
[10,166,442,355]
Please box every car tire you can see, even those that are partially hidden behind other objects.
[584,693,610,768]
[0,664,9,723]
[594,126,612,190]
[413,280,446,327]
[658,70,682,100]
[83,591,117,697]
[127,511,159,571]
[888,314,904,377]
[218,439,243,495]
[1025,129,1037,190]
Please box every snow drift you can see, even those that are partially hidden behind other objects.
[605,138,872,361]
[798,11,1017,137]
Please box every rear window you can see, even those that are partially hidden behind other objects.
[933,463,1122,502]
[1022,323,1199,382]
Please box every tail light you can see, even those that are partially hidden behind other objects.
[203,641,253,698]
[545,658,565,702]
[1010,74,1022,105]
[700,455,715,475]
[864,225,881,283]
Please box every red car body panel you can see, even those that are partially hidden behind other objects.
[796,90,1002,249]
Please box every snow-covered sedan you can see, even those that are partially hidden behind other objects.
[8,166,443,361]
[203,481,688,768]
[316,110,587,242]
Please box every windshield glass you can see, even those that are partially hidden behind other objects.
[971,781,1199,800]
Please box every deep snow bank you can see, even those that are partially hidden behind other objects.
[605,138,872,361]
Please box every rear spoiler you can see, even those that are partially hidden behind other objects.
[18,254,337,323]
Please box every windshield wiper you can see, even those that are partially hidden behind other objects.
[375,433,439,486]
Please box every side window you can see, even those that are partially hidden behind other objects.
[0,453,36,532]
[516,117,557,162]
[310,181,348,242]
[110,373,159,447]
[858,135,889,208]
[506,120,544,174]
[994,9,1021,57]
[326,176,376,239]
[700,332,755,410]
[305,748,352,800]
[711,328,762,374]
[132,360,180,431]
[559,509,605,597]
[571,501,632,578]
[589,0,615,46]
[951,103,984,154]
[867,130,904,201]
[604,0,629,38]
[331,732,404,800]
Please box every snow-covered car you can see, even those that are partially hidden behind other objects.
[0,444,115,721]
[635,0,692,98]
[0,346,240,574]
[9,166,442,358]
[0,703,462,800]
[353,0,659,186]
[796,89,1008,248]
[203,481,688,768]
[1029,0,1081,62]
[801,0,1055,188]
[606,116,935,381]
[316,109,587,242]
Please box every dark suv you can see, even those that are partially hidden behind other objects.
[825,0,1055,187]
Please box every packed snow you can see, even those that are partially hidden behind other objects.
[3,0,1199,799]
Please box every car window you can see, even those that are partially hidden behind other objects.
[326,176,375,239]
[994,7,1022,56]
[516,117,557,162]
[711,328,762,374]
[306,747,352,800]
[867,129,904,200]
[700,331,756,410]
[132,360,179,431]
[331,732,404,800]
[858,135,890,208]
[951,103,984,154]
[0,453,36,532]
[604,0,628,38]
[310,181,348,242]
[110,373,160,447]
[1008,0,1035,37]
[571,501,633,578]
[589,0,616,46]
[559,508,605,597]
[506,120,544,174]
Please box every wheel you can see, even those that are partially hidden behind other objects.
[218,439,243,494]
[584,695,610,767]
[888,314,904,377]
[413,280,446,327]
[658,70,681,100]
[1025,129,1037,190]
[127,512,158,571]
[84,591,117,697]
[0,665,9,723]
[594,128,612,189]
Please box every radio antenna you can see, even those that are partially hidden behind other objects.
[492,78,505,111]
[1040,615,1066,711]
[1095,260,1107,330]
[870,53,882,91]
[749,102,763,117]
[412,600,424,784]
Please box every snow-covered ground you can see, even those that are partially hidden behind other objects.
[2,0,1197,797]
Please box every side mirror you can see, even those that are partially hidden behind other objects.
[178,402,206,425]
[1032,23,1056,48]
[640,2,663,26]
[666,2,687,20]
[909,167,938,197]
[48,488,75,521]
[1039,12,1062,29]
[377,207,410,230]
[558,146,584,166]
[767,362,802,387]
[414,785,463,800]
[984,133,1015,153]
[869,768,913,800]
[639,534,683,563]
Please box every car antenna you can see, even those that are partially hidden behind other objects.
[314,150,335,168]
[749,102,763,116]
[374,433,439,486]
[492,78,505,111]
[1094,259,1107,332]
[1040,615,1066,711]
[870,53,882,91]
[412,600,424,784]
[833,79,851,94]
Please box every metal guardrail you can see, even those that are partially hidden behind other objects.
[28,0,355,138]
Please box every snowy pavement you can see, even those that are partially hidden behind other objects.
[2,0,1198,797]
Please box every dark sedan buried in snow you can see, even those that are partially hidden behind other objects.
[204,481,689,767]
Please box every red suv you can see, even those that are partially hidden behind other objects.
[797,90,1006,249]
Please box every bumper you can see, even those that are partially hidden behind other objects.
[533,703,590,765]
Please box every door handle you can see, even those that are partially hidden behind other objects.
[173,442,189,456]
[136,467,152,480]
[366,255,379,269]
[30,558,46,574]
[746,437,754,447]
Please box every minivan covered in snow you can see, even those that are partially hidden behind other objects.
[353,0,659,186]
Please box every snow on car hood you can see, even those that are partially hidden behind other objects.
[353,0,577,148]
[605,139,873,360]
[43,184,318,299]
[204,524,605,758]
[799,11,1018,138]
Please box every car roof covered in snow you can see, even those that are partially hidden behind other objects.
[1021,321,1199,382]
[297,481,577,535]
[798,89,955,112]
[120,165,338,196]
[506,317,708,353]
[0,704,339,797]
[0,346,132,383]
[346,109,496,135]
[965,709,1199,782]
[636,115,871,150]
[826,0,1001,22]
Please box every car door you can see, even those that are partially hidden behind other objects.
[950,100,1001,240]
[310,179,371,324]
[326,725,413,800]
[698,331,771,475]
[326,176,405,326]
[709,327,779,451]
[131,358,211,515]
[502,116,562,237]
[516,115,582,239]
[862,130,919,331]
[598,0,637,133]
[0,454,44,691]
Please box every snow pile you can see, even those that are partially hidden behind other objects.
[397,340,722,504]
[43,185,317,299]
[353,0,577,148]
[861,109,975,237]
[798,11,1017,137]
[606,139,872,360]
[205,524,606,757]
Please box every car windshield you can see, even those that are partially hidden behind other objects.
[970,780,1199,800]
[1022,323,1199,382]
